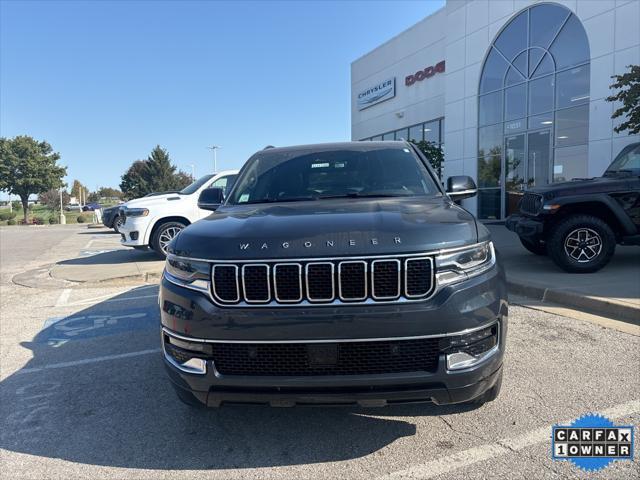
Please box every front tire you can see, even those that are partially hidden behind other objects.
[519,237,546,255]
[113,215,124,233]
[151,221,186,259]
[547,215,616,273]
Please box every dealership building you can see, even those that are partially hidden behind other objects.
[351,0,640,219]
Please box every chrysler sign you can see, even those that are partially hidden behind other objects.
[405,60,445,86]
[357,78,395,110]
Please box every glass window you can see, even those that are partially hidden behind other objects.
[227,145,441,204]
[477,155,501,188]
[504,118,526,134]
[505,83,527,121]
[528,113,554,129]
[494,10,527,62]
[372,135,383,141]
[555,105,589,147]
[179,174,215,195]
[528,75,554,114]
[478,189,501,220]
[505,65,526,86]
[553,144,588,182]
[478,124,503,157]
[549,15,590,70]
[395,128,408,141]
[382,132,394,141]
[424,120,440,144]
[556,65,590,108]
[479,48,510,93]
[479,91,503,125]
[529,3,569,49]
[408,125,423,143]
[606,144,640,174]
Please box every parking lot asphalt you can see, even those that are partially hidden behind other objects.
[0,226,639,479]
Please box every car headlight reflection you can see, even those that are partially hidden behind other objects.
[436,241,496,287]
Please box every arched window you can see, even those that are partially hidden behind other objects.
[477,3,590,219]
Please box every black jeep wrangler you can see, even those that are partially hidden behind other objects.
[159,142,507,408]
[507,142,640,273]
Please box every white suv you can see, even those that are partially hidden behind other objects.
[119,170,238,257]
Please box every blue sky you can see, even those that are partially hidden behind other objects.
[0,0,444,196]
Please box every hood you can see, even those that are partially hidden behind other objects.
[530,175,630,197]
[125,193,184,209]
[172,196,478,260]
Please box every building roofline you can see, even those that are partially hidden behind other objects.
[350,4,445,66]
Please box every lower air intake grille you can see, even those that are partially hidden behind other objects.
[210,338,441,376]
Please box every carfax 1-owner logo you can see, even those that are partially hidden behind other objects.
[552,413,634,472]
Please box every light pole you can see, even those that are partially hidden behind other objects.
[59,187,66,224]
[207,145,221,173]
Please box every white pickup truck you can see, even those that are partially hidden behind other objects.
[119,170,238,257]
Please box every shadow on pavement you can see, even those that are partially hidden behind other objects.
[0,286,473,470]
[57,248,160,266]
[78,230,121,235]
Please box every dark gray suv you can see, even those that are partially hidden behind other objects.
[159,142,507,407]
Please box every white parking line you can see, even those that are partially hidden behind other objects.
[55,289,72,307]
[382,399,640,479]
[15,348,161,375]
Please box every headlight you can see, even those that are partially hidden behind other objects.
[124,208,149,217]
[164,255,210,293]
[436,241,496,287]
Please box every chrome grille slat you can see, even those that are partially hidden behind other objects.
[241,264,271,303]
[338,261,367,301]
[273,263,303,303]
[210,254,435,307]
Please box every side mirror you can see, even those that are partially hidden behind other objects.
[446,175,477,200]
[198,187,224,211]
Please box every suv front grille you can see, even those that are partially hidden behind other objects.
[210,338,440,376]
[210,255,435,307]
[520,192,543,215]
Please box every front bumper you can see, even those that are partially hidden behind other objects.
[119,216,150,246]
[158,262,508,407]
[505,214,544,240]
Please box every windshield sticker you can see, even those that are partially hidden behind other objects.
[239,193,249,203]
[311,162,330,169]
[334,162,345,168]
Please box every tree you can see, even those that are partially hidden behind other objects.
[120,160,149,199]
[96,187,123,199]
[120,146,192,199]
[39,188,70,211]
[174,170,195,190]
[70,179,90,204]
[606,64,640,135]
[411,140,444,179]
[144,145,180,192]
[0,136,66,223]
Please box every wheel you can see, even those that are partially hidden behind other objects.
[519,237,546,255]
[113,215,125,233]
[546,215,616,273]
[470,370,502,405]
[151,221,186,258]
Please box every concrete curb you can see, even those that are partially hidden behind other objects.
[507,280,639,324]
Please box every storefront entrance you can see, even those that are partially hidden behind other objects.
[504,129,551,217]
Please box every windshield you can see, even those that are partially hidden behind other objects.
[227,145,440,205]
[605,143,640,175]
[179,174,215,195]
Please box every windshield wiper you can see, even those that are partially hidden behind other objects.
[603,169,635,177]
[318,192,411,199]
[242,196,319,204]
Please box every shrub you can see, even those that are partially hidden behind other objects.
[7,219,16,225]
[77,215,86,223]
[0,211,17,221]
[33,216,45,225]
[48,216,58,224]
